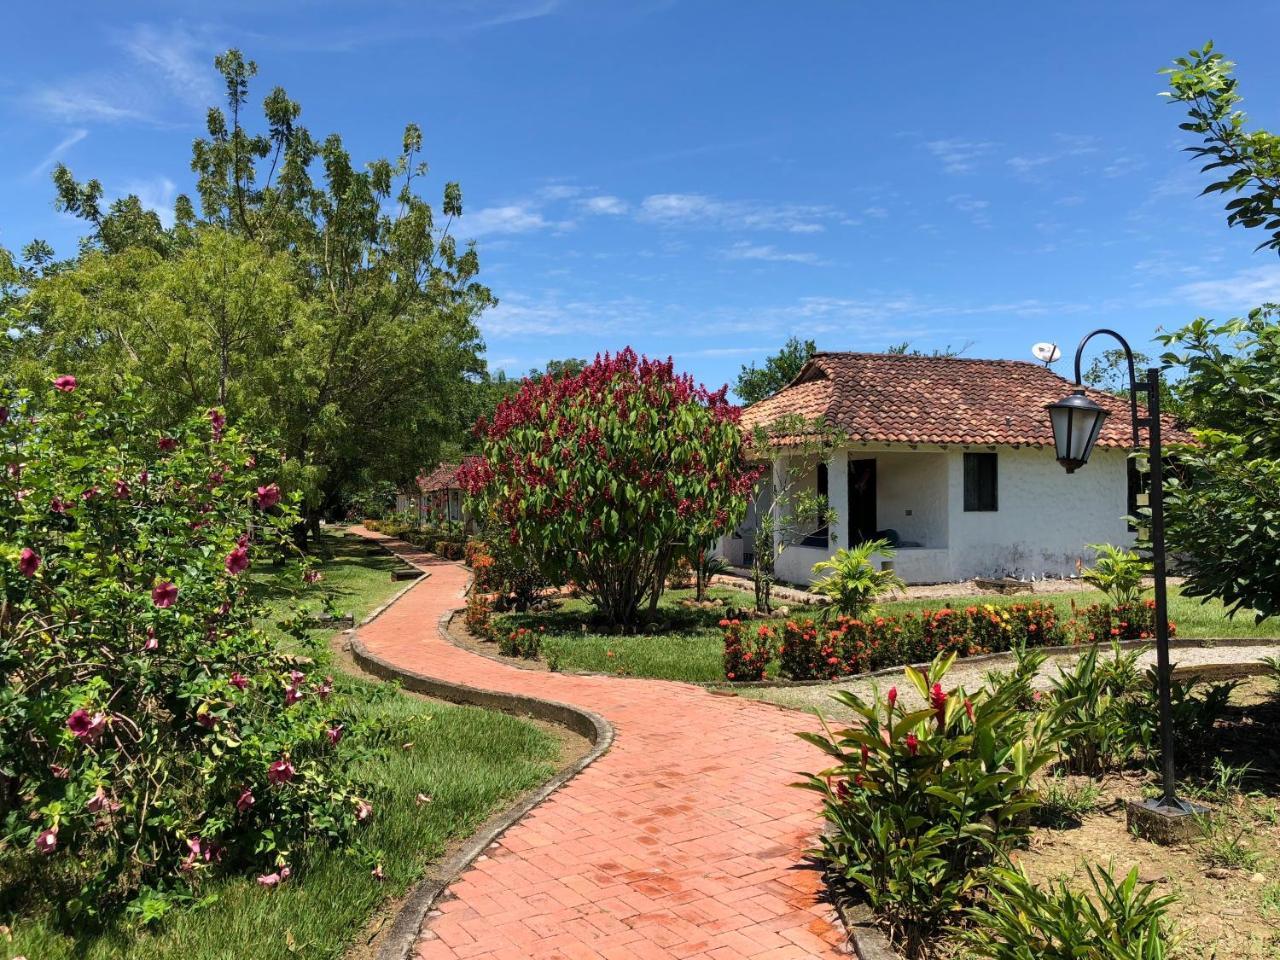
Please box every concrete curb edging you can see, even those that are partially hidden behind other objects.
[345,538,616,960]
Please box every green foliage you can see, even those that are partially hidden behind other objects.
[810,539,905,619]
[465,534,548,612]
[8,49,492,529]
[1163,42,1280,254]
[746,413,845,613]
[498,626,541,659]
[0,381,365,918]
[1159,45,1280,621]
[1121,668,1238,763]
[1048,643,1147,775]
[1037,775,1103,828]
[720,619,775,682]
[733,336,815,405]
[960,864,1177,960]
[461,350,757,627]
[1082,544,1149,606]
[798,654,1060,954]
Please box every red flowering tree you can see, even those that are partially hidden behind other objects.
[460,349,759,627]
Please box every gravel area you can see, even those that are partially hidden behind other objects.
[737,641,1280,719]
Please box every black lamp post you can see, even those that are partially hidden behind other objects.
[1045,329,1196,829]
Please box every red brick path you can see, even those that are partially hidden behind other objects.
[351,528,847,960]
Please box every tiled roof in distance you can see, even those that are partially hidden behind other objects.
[739,352,1193,448]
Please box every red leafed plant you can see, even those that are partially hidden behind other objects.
[460,349,761,627]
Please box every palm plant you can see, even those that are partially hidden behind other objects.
[1082,543,1149,606]
[809,538,905,619]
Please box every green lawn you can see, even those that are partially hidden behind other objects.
[7,528,558,960]
[492,580,1280,685]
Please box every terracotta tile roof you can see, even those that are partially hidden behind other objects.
[740,352,1193,448]
[416,462,462,493]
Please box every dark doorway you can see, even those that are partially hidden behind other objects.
[847,459,877,546]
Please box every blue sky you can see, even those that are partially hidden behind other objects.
[5,2,1280,396]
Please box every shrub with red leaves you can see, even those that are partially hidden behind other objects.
[461,349,760,627]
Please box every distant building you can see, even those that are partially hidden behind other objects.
[722,352,1190,585]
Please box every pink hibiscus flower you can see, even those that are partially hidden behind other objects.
[18,547,40,577]
[152,581,179,608]
[256,483,281,509]
[225,546,250,575]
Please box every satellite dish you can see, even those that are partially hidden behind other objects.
[1032,342,1061,366]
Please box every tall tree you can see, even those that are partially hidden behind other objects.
[734,336,816,404]
[1158,43,1280,619]
[12,50,493,535]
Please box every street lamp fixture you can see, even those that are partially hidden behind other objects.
[1044,328,1203,841]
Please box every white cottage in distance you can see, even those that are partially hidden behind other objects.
[720,352,1190,587]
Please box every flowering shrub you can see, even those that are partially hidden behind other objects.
[1072,598,1172,643]
[0,383,367,917]
[729,601,1172,682]
[465,532,547,612]
[721,619,775,681]
[799,654,1061,956]
[463,591,494,640]
[460,349,759,627]
[498,626,542,659]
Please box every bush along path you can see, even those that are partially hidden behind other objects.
[349,527,845,960]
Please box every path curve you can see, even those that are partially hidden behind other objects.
[351,528,846,960]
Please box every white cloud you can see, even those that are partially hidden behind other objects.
[30,85,149,124]
[581,195,629,215]
[722,242,824,265]
[926,138,997,174]
[27,129,88,178]
[121,24,218,107]
[1103,155,1146,178]
[948,193,991,226]
[636,192,836,233]
[1176,266,1280,310]
[863,206,889,219]
[459,204,571,237]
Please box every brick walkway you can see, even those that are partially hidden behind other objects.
[351,528,846,960]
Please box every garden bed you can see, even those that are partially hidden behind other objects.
[855,676,1280,959]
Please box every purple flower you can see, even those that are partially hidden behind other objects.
[53,375,77,393]
[230,672,249,690]
[326,725,344,746]
[236,788,255,812]
[152,581,178,608]
[35,827,58,855]
[158,437,178,452]
[267,758,294,784]
[67,709,106,742]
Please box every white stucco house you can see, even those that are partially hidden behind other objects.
[719,352,1189,586]
[395,462,467,525]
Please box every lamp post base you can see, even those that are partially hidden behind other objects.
[1126,798,1209,845]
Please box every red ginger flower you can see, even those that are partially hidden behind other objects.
[930,683,947,725]
[906,733,919,756]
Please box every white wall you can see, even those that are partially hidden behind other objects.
[765,443,1134,586]
[945,445,1133,580]
[873,451,948,547]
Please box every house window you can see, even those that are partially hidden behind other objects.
[801,463,829,547]
[963,452,998,512]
